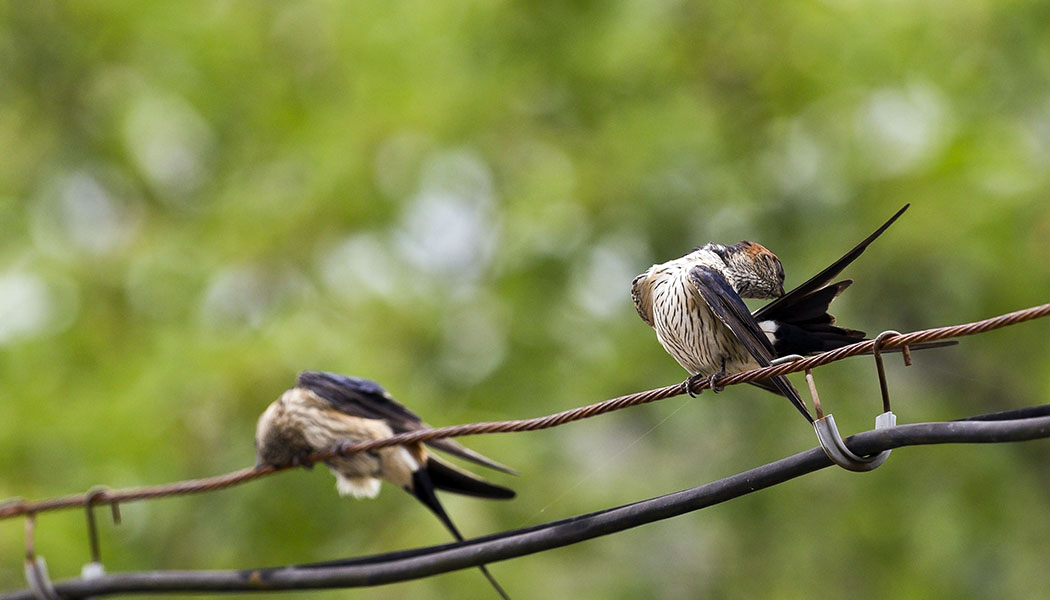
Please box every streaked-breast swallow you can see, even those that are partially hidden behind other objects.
[632,205,917,422]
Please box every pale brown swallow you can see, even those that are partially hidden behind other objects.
[255,371,515,599]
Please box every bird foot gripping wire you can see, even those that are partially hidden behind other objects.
[683,358,729,397]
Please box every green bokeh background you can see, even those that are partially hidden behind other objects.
[2,2,1050,598]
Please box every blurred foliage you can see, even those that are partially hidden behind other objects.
[1,1,1050,598]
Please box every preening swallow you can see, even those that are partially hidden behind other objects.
[255,371,516,599]
[632,204,926,423]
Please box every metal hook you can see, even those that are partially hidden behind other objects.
[768,354,821,417]
[872,330,902,413]
[24,557,59,600]
[82,487,108,579]
[802,365,896,472]
[84,488,104,563]
[804,368,824,420]
[813,411,896,472]
[769,354,806,366]
[110,500,122,526]
[24,513,36,561]
[24,514,60,600]
[768,352,896,471]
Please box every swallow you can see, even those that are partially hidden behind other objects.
[255,370,516,599]
[632,204,943,423]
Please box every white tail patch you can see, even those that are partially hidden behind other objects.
[759,320,779,344]
[335,475,381,499]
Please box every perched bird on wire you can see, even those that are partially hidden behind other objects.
[255,370,516,599]
[632,204,941,423]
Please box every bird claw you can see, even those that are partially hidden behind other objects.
[682,376,702,397]
[707,371,726,393]
[706,357,728,394]
[683,368,727,396]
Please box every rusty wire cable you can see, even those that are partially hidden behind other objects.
[1,301,1048,523]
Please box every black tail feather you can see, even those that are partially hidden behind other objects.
[753,204,909,323]
[427,457,516,500]
[410,470,512,600]
[759,278,865,356]
[748,340,958,397]
[744,205,960,400]
[772,322,865,356]
[753,205,913,360]
[771,280,852,325]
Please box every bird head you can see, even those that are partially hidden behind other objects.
[722,241,786,299]
[254,391,315,468]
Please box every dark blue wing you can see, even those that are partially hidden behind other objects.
[296,371,516,474]
[297,370,424,428]
[688,267,813,423]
